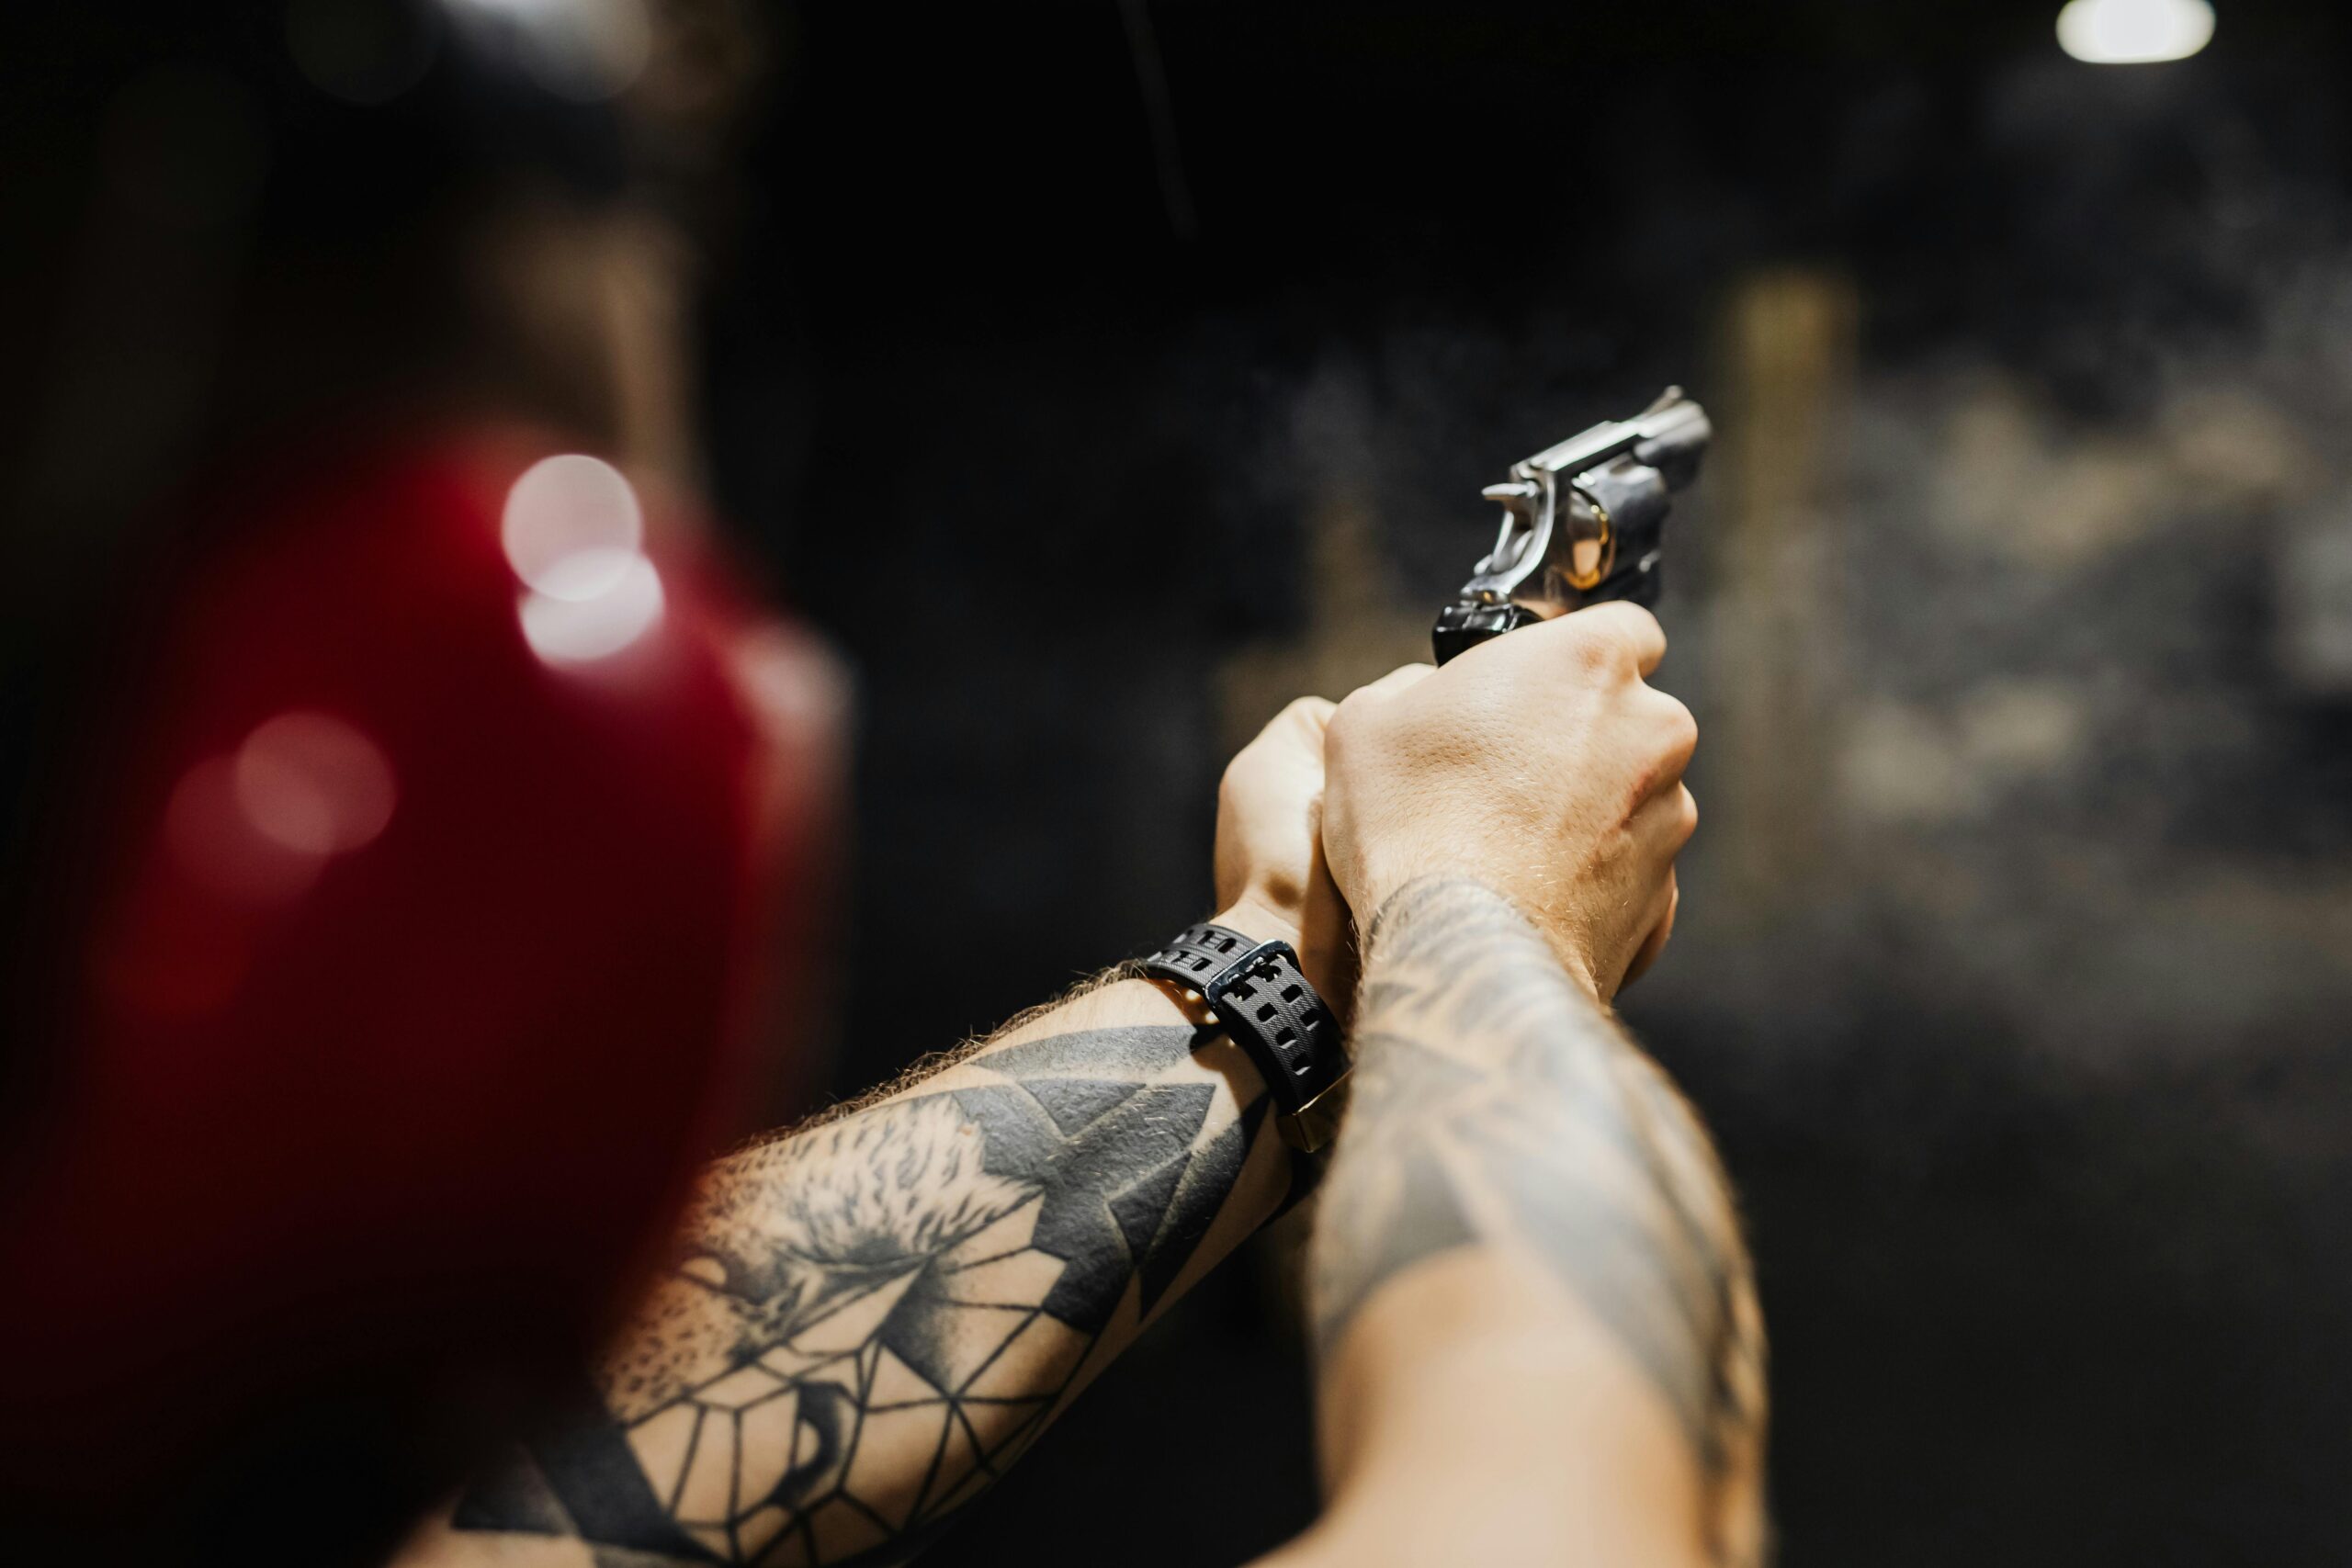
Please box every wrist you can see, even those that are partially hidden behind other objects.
[1215,892,1355,1009]
[1344,840,1487,949]
[1213,893,1303,952]
[1142,906,1351,1155]
[1366,875,1603,1007]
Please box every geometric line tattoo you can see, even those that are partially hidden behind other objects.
[456,1021,1272,1566]
[1308,877,1770,1568]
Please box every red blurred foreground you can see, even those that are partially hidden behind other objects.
[0,428,830,1522]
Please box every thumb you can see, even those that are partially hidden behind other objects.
[1353,661,1438,703]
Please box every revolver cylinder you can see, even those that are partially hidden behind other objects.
[1432,388,1712,665]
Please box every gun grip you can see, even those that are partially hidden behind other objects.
[1431,601,1543,665]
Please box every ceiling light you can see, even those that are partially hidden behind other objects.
[2056,0,2216,64]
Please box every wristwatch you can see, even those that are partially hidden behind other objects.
[1139,922,1350,1153]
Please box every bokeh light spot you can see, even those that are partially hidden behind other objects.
[503,453,646,599]
[445,0,652,103]
[233,712,398,856]
[503,453,665,664]
[2056,0,2215,64]
[520,555,667,663]
[167,756,325,905]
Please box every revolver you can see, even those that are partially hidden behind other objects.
[1430,388,1713,665]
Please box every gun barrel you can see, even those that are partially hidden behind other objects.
[1519,388,1708,483]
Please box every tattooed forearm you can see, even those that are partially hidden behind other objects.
[454,1010,1285,1567]
[1310,877,1768,1566]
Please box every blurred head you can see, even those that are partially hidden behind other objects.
[0,4,814,1561]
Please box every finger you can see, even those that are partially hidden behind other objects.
[1631,690,1699,807]
[1618,873,1679,993]
[1571,601,1668,677]
[1241,694,1336,761]
[1629,781,1700,853]
[1300,795,1359,1021]
[1355,662,1437,701]
[1621,874,1679,991]
[1277,694,1338,741]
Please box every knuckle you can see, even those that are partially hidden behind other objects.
[1657,694,1700,757]
[1380,659,1433,681]
[1610,601,1665,642]
[1555,620,1618,677]
[1294,696,1340,737]
[1329,689,1374,736]
[1320,718,1358,772]
[1600,628,1647,678]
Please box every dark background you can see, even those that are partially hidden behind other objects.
[716,5,2352,1566]
[14,2,2352,1564]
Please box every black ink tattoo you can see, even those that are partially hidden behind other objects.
[1310,878,1770,1567]
[457,1021,1274,1566]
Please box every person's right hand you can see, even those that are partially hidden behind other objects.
[1319,604,1697,1002]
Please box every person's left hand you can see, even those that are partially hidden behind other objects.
[1212,696,1354,1010]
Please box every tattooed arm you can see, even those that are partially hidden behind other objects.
[1282,878,1766,1568]
[1272,607,1758,1566]
[401,700,1344,1568]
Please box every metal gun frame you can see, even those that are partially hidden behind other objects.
[1432,387,1712,664]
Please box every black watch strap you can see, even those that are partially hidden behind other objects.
[1140,923,1347,1126]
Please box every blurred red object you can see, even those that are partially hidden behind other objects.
[0,428,832,1543]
